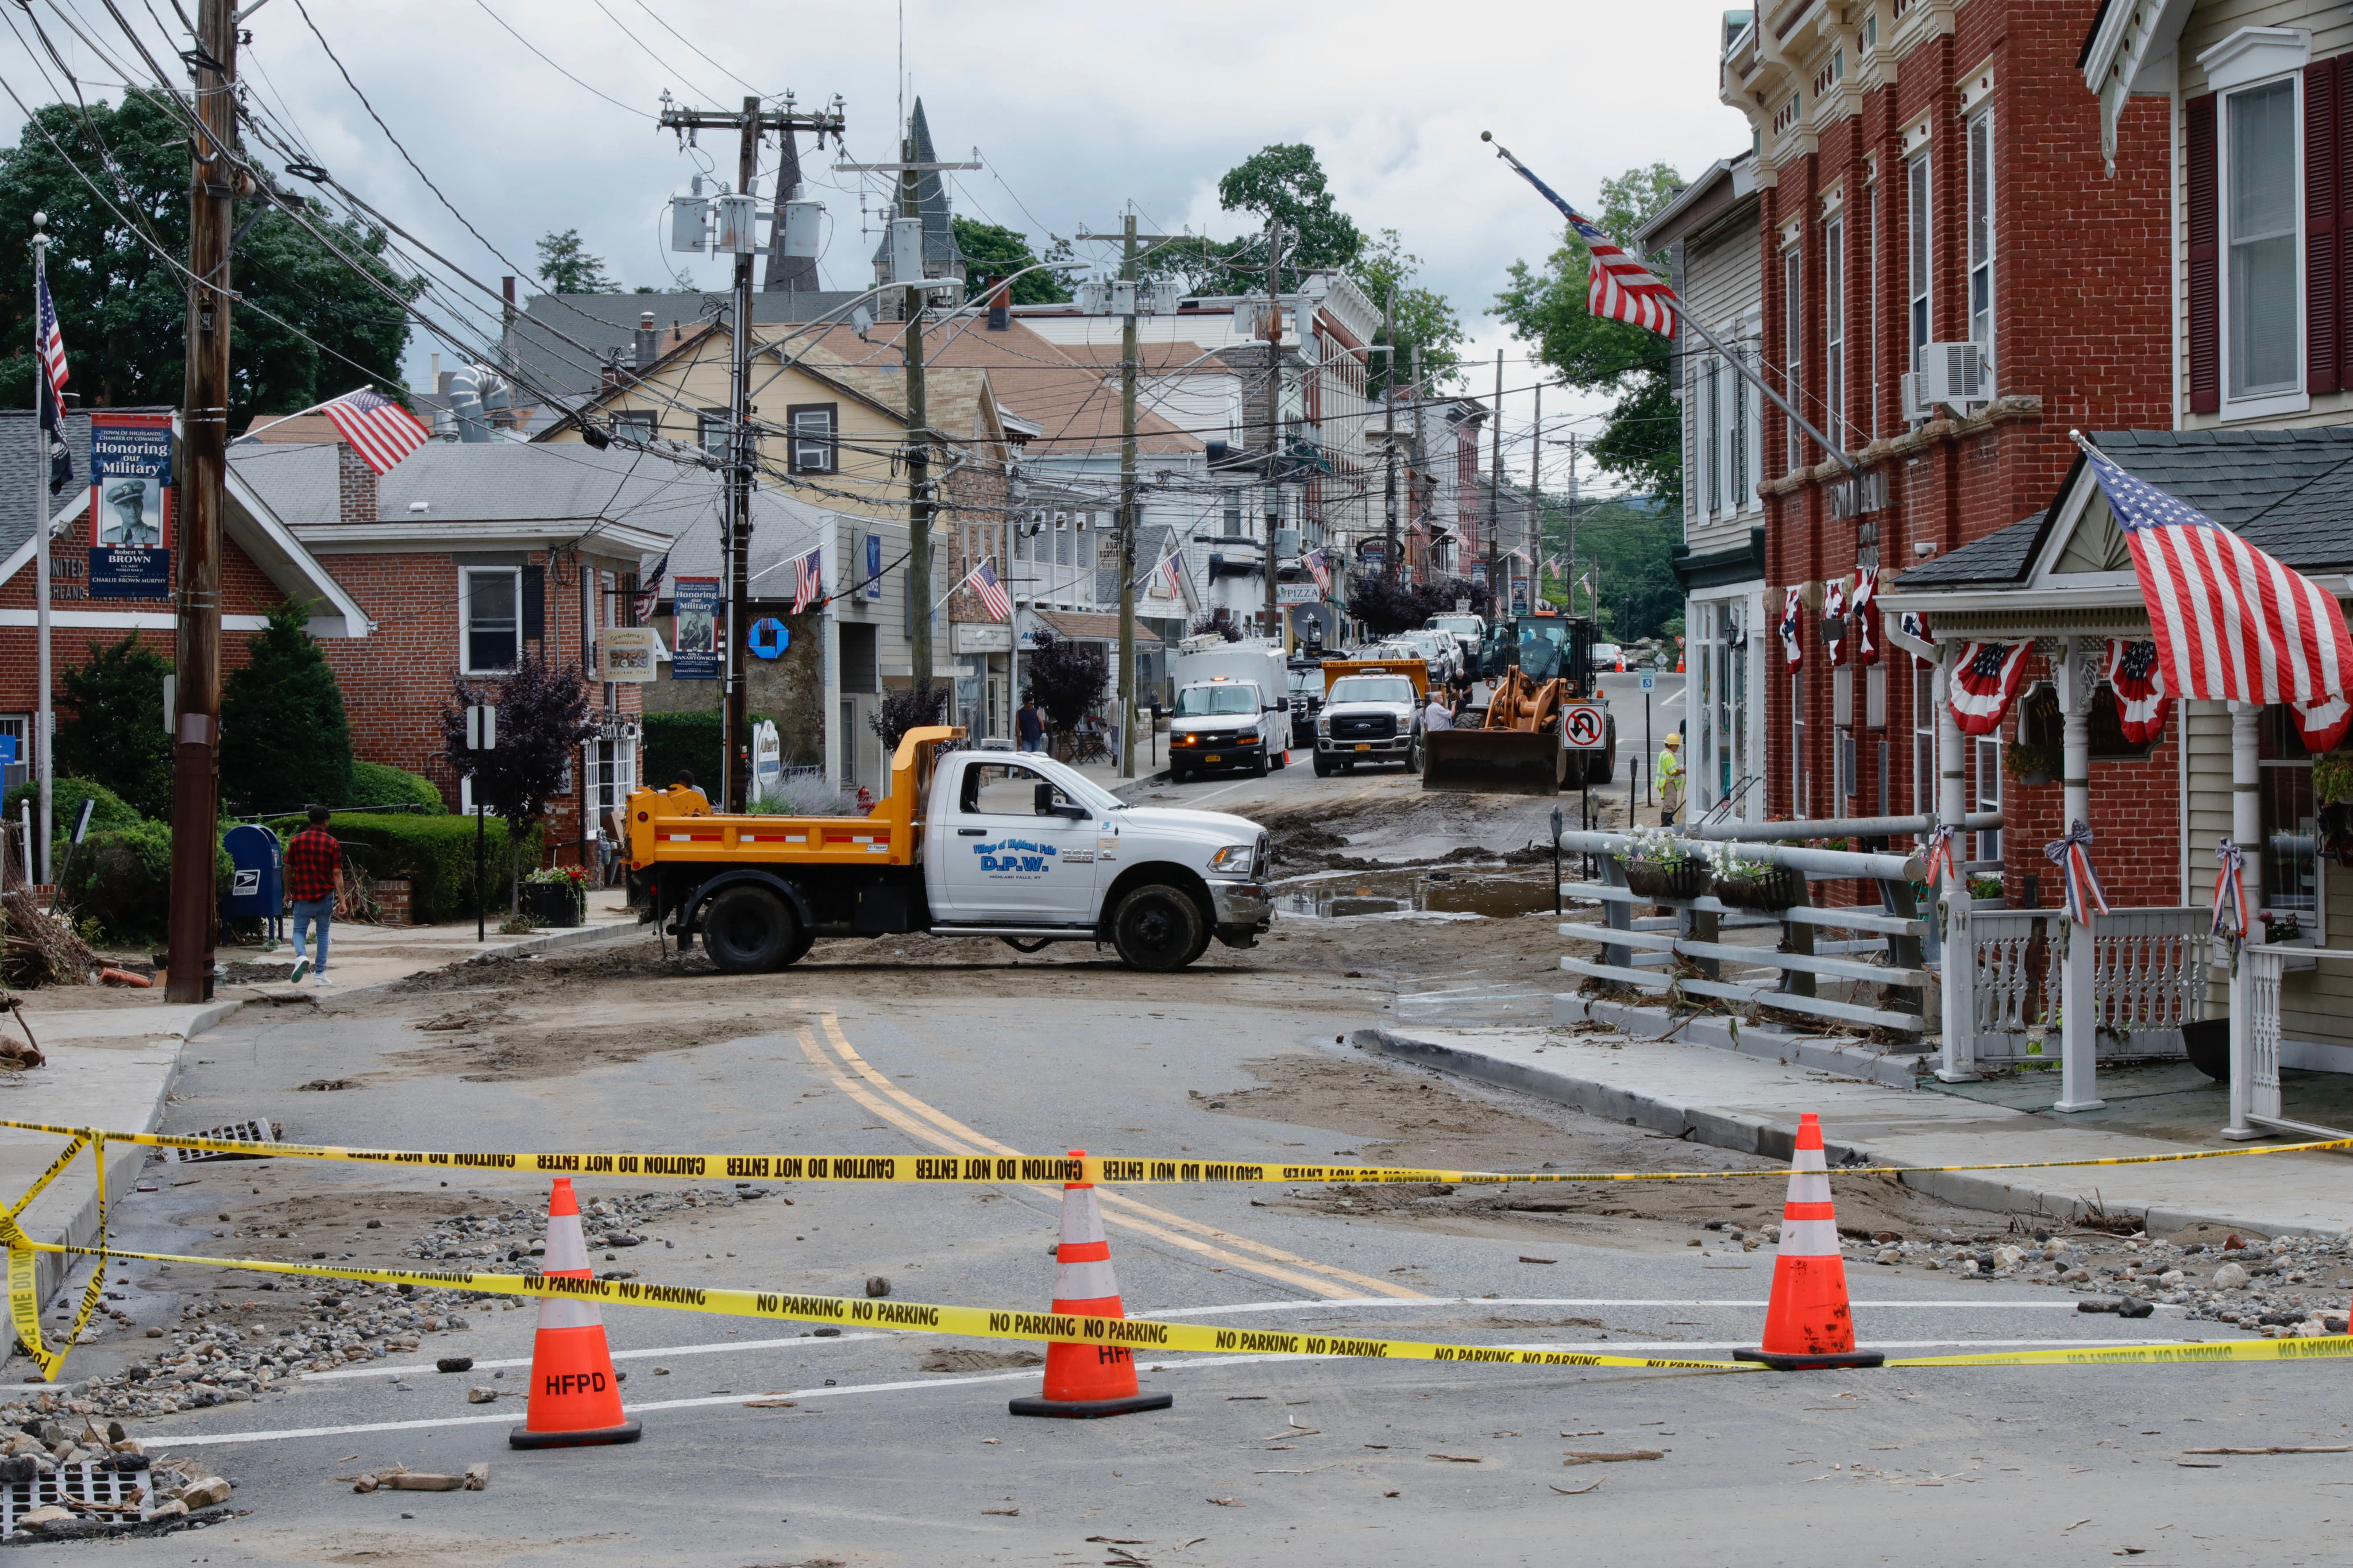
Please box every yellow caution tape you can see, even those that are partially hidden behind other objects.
[1886,1337,2353,1368]
[7,1138,109,1382]
[13,1241,1754,1376]
[3,1118,2350,1187]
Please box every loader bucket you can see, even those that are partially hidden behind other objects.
[1421,729,1562,795]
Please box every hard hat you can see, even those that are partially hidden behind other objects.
[1662,733,1681,748]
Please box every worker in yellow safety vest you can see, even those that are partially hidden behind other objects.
[1656,732,1685,825]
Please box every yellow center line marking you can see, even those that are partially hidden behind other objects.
[812,1011,1426,1301]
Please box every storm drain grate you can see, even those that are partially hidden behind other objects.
[169,1116,282,1164]
[0,1462,154,1538]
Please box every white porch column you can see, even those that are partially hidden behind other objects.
[2221,701,2264,1139]
[2052,641,2104,1113]
[1934,642,1978,1082]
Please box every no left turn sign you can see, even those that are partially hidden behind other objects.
[1563,702,1606,751]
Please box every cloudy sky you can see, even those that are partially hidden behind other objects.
[2,0,1754,493]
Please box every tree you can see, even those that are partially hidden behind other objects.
[1186,612,1241,643]
[1348,574,1489,638]
[1494,163,1686,512]
[221,598,354,813]
[1553,497,1681,641]
[1349,229,1466,398]
[534,229,620,295]
[1218,144,1363,279]
[0,92,417,419]
[950,218,1073,304]
[55,635,173,820]
[868,685,948,754]
[438,658,595,887]
[1021,631,1108,739]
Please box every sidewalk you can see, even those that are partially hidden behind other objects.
[1355,998,2353,1239]
[0,890,647,1309]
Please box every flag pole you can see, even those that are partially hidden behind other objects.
[1480,132,1862,483]
[30,214,52,890]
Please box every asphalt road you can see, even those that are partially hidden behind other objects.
[23,930,2353,1567]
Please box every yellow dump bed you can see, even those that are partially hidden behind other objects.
[1320,657,1429,697]
[624,725,962,872]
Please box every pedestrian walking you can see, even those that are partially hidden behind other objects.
[1656,731,1685,826]
[284,806,344,987]
[1017,697,1046,755]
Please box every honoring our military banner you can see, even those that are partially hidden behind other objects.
[87,411,173,600]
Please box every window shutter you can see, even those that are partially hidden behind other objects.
[2339,59,2353,391]
[2308,58,2342,395]
[522,564,545,643]
[2186,92,2221,414]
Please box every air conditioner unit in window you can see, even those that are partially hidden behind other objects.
[1902,343,1991,420]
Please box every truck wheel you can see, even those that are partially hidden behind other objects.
[1313,752,1334,778]
[1405,736,1423,774]
[1252,749,1271,778]
[1109,885,1206,972]
[701,885,797,974]
[1170,763,1192,784]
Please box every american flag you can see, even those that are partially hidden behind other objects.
[1303,547,1330,593]
[631,551,669,623]
[1155,551,1184,599]
[2080,439,2353,708]
[2104,638,2170,746]
[972,557,1012,621]
[1949,642,2032,737]
[1487,139,1677,336]
[35,256,70,496]
[789,544,824,613]
[319,388,430,475]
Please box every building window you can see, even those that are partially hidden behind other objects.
[697,408,731,458]
[611,411,655,442]
[2224,77,2301,400]
[1863,180,1879,442]
[1733,338,1753,503]
[786,403,838,474]
[2259,705,2321,934]
[1907,153,1931,381]
[1791,671,1808,818]
[1912,661,1936,816]
[1862,10,1876,49]
[1865,663,1887,729]
[1973,734,2002,867]
[1704,356,1724,513]
[1966,110,1995,377]
[1782,245,1803,469]
[1823,214,1845,446]
[1833,664,1855,802]
[461,566,521,674]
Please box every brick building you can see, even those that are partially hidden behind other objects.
[1717,0,2174,835]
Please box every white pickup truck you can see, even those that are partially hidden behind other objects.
[628,727,1273,974]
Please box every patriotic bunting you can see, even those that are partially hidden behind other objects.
[1822,577,1849,667]
[2043,821,2112,927]
[1920,823,1961,893]
[1779,586,1805,670]
[2104,639,2170,746]
[2212,838,2251,945]
[1949,642,2032,737]
[2293,696,2353,755]
[1851,566,1881,665]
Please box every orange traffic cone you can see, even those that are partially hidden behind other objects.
[510,1177,642,1448]
[1009,1150,1173,1420]
[1734,1114,1884,1370]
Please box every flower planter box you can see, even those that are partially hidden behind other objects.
[1710,866,1806,910]
[519,883,584,929]
[1622,856,1708,901]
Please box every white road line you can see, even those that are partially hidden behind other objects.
[306,1296,2184,1382]
[157,1335,2225,1449]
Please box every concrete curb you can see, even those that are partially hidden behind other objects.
[1349,1025,2346,1238]
[1560,992,1930,1091]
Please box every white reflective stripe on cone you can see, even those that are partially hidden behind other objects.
[1788,1147,1827,1172]
[1059,1191,1108,1247]
[1054,1259,1120,1300]
[544,1213,591,1273]
[1776,1219,1841,1256]
[536,1295,604,1331]
[1785,1172,1832,1205]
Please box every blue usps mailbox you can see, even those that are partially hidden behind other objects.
[222,822,284,938]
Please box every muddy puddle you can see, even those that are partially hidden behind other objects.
[1271,865,1556,918]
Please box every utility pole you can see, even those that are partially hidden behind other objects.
[166,0,235,1004]
[1263,219,1284,644]
[1566,431,1580,619]
[1529,381,1541,609]
[30,216,51,887]
[1117,215,1140,779]
[1409,342,1425,588]
[1486,349,1501,620]
[1382,289,1398,586]
[659,94,846,809]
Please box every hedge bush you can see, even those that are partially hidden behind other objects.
[639,710,776,795]
[346,762,446,813]
[3,777,144,839]
[290,812,542,925]
[56,821,232,945]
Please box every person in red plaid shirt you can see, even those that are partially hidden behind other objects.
[284,806,344,987]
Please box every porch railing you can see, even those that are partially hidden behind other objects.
[1960,907,2211,1063]
[2224,943,2353,1142]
